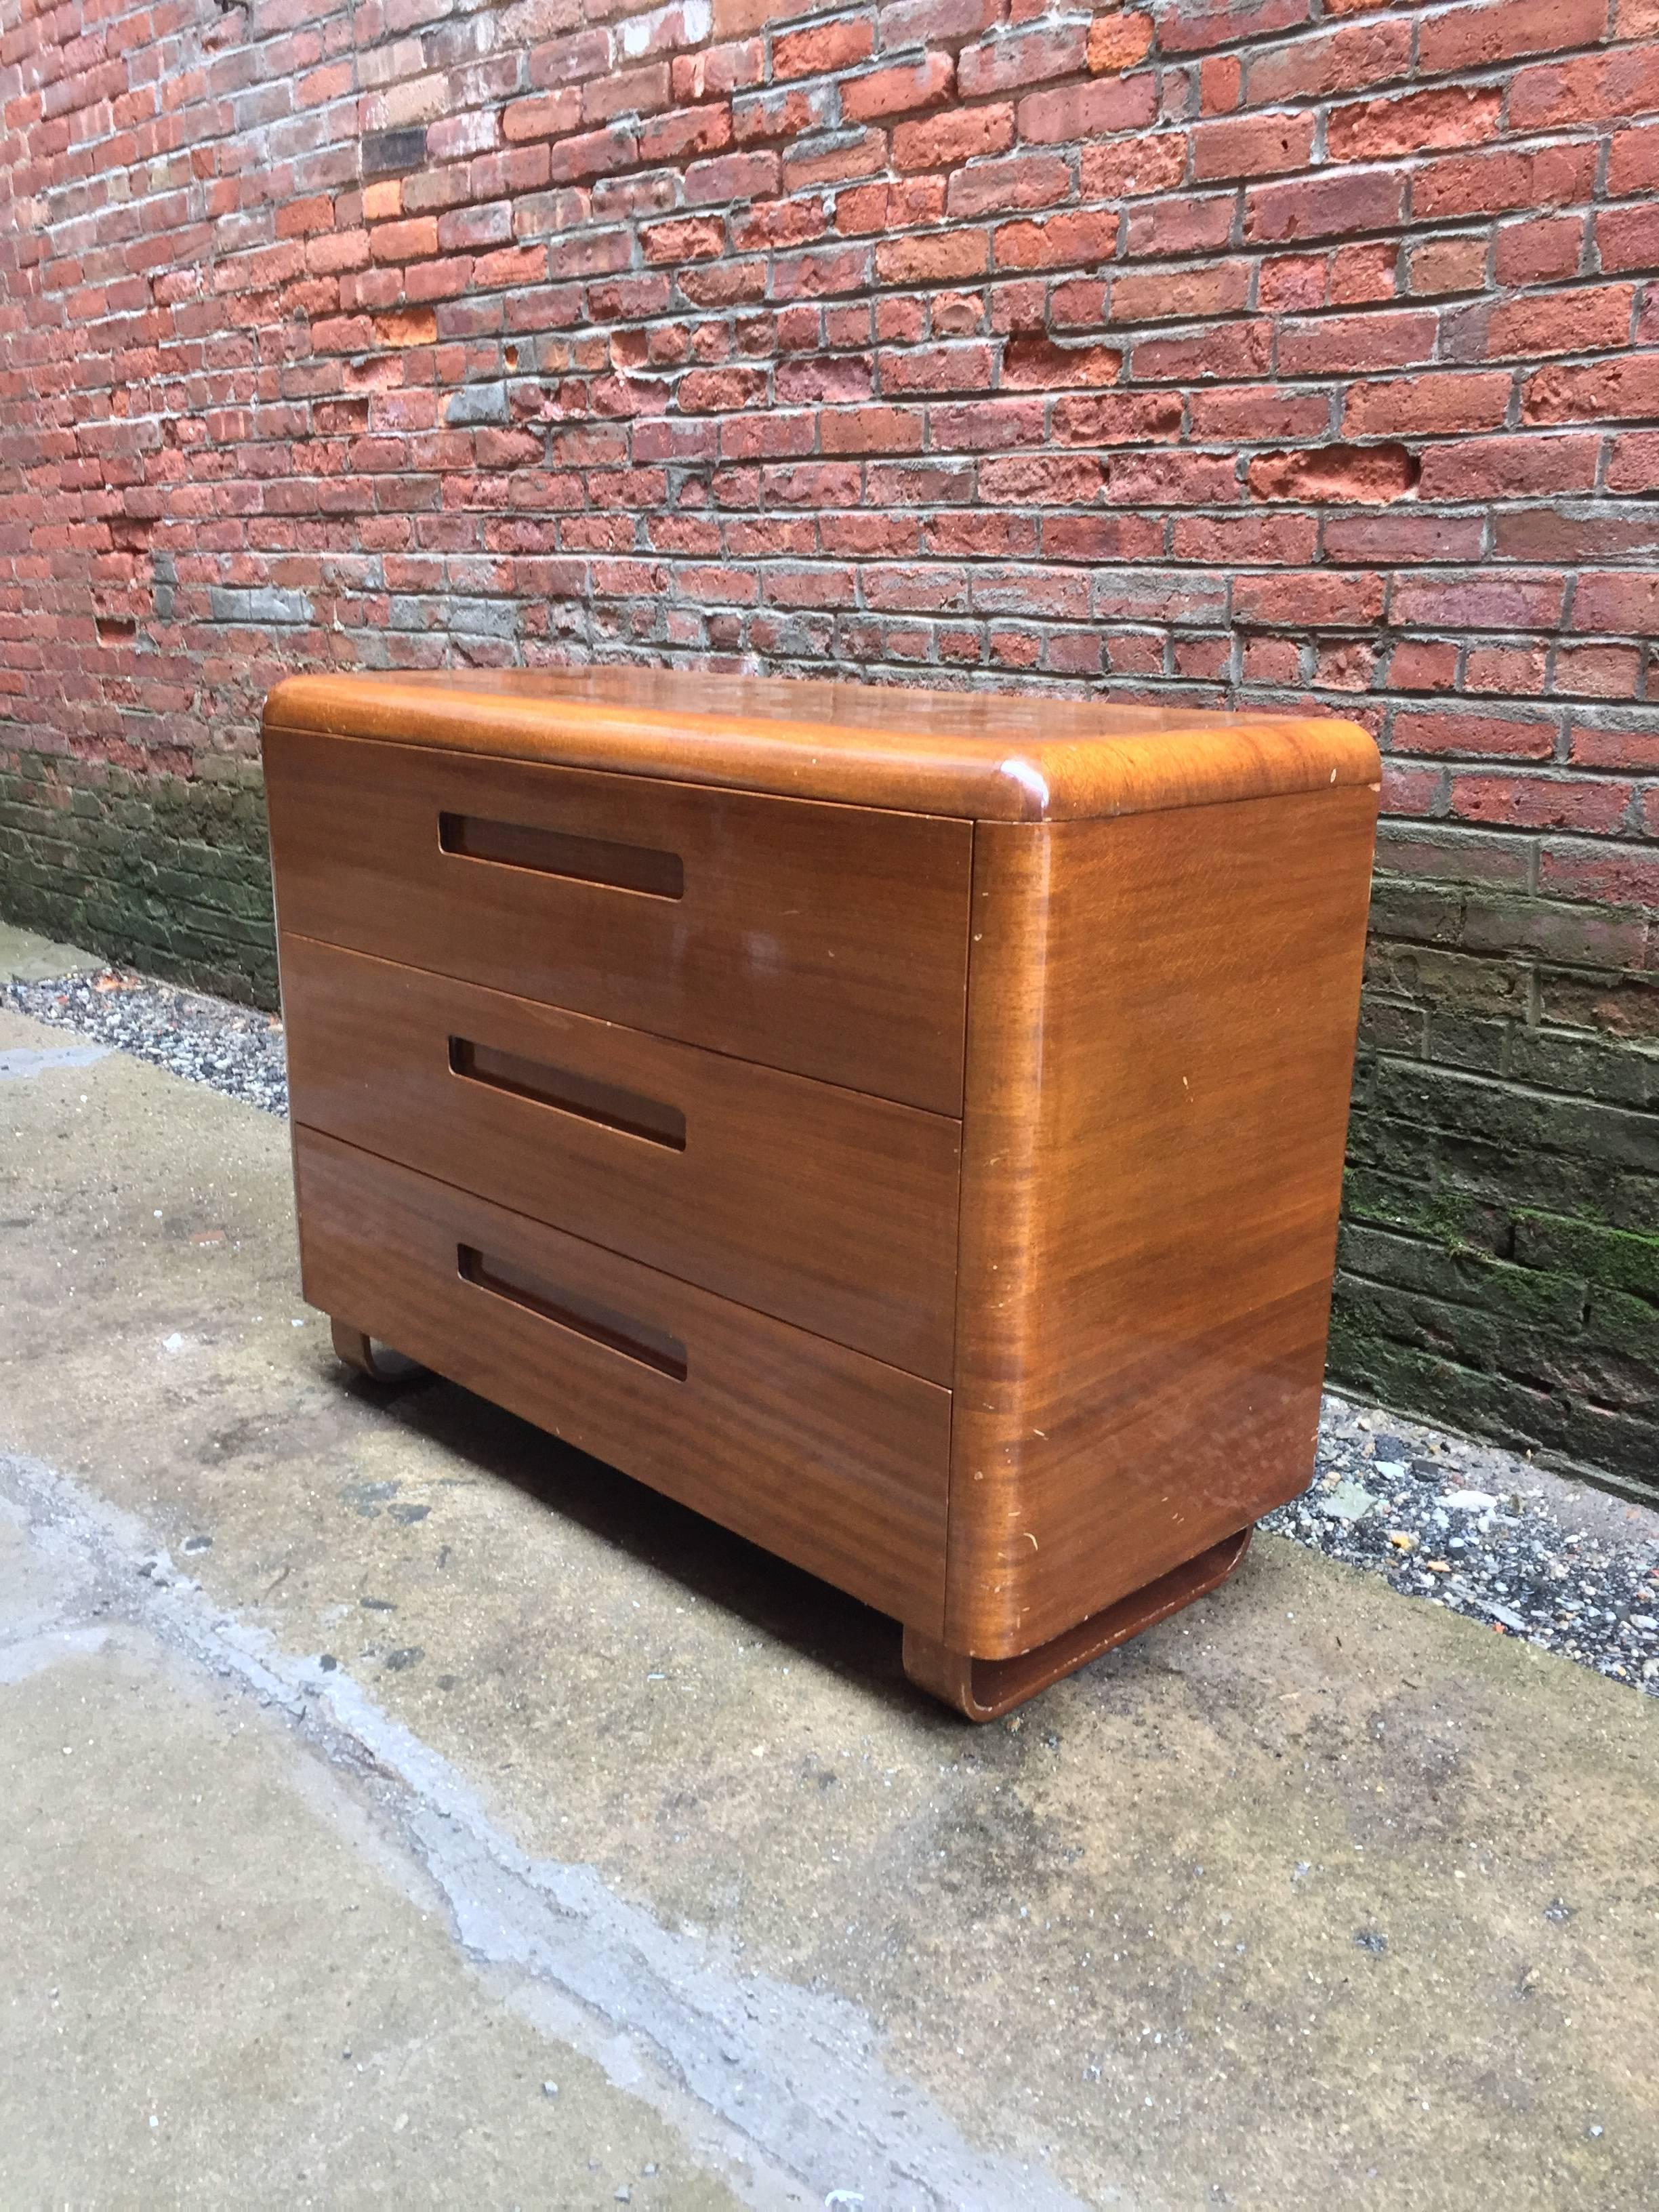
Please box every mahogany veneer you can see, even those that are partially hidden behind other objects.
[264,669,1378,1719]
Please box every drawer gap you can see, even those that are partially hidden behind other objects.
[449,1036,687,1150]
[438,811,684,899]
[457,1242,688,1380]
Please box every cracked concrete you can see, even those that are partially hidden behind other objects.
[1,951,1658,2209]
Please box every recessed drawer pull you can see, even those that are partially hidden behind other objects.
[458,1244,688,1380]
[438,811,684,899]
[448,1036,687,1150]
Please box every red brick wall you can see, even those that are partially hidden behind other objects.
[1,0,1656,1486]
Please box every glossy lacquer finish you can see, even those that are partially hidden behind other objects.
[281,934,962,1384]
[296,1128,951,1631]
[266,668,1382,825]
[266,669,1379,1719]
[264,723,972,1117]
[947,785,1378,1660]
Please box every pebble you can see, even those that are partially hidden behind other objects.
[14,964,1658,1704]
[1319,1480,1378,1524]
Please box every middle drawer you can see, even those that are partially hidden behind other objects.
[281,934,961,1385]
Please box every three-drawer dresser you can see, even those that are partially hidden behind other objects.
[263,669,1378,1719]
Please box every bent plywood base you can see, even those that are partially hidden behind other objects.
[329,1318,428,1386]
[903,1530,1252,1721]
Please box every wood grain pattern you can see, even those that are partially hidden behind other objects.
[297,1127,951,1633]
[281,934,962,1384]
[264,668,1382,826]
[264,725,972,1115]
[945,783,1378,1660]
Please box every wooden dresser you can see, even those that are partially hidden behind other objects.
[263,670,1378,1719]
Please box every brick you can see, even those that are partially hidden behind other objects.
[1000,335,1121,389]
[1277,308,1437,375]
[1494,215,1586,288]
[893,102,1015,172]
[1390,571,1567,630]
[1595,204,1659,276]
[369,216,439,262]
[684,150,779,203]
[945,151,1069,217]
[1510,46,1659,131]
[1233,570,1386,627]
[992,211,1119,270]
[1130,319,1273,382]
[1016,75,1157,144]
[1607,121,1659,199]
[1392,711,1557,760]
[960,24,1086,96]
[1191,112,1315,181]
[1414,143,1599,222]
[677,365,770,409]
[978,453,1105,503]
[1080,136,1186,200]
[1246,443,1417,504]
[1466,286,1635,363]
[1244,167,1405,244]
[819,405,924,452]
[841,54,954,123]
[363,126,429,176]
[1448,773,1634,836]
[1605,431,1659,493]
[1245,20,1412,104]
[772,18,874,79]
[1121,192,1235,258]
[1417,433,1599,499]
[875,230,987,285]
[1553,646,1643,701]
[1523,355,1659,424]
[879,342,996,392]
[642,216,726,263]
[1156,0,1308,56]
[1572,572,1659,636]
[1417,0,1610,77]
[1407,235,1489,297]
[1088,12,1154,75]
[1343,373,1513,438]
[1328,85,1502,163]
[1107,450,1242,506]
[1051,390,1184,444]
[1109,260,1250,322]
[502,89,582,143]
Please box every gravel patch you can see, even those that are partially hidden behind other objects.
[10,962,1659,1699]
[3,968,288,1115]
[1267,1397,1659,1700]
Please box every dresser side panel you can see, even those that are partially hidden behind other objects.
[946,785,1378,1658]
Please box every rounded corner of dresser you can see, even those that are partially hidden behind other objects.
[1320,715,1384,792]
[988,752,1058,822]
[260,675,323,745]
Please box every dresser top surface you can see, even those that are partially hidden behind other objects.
[264,668,1379,823]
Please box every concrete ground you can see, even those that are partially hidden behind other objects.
[1,929,1656,2210]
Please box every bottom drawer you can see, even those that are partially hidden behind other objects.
[294,1128,949,1633]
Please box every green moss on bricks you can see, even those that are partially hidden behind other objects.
[0,750,276,1006]
[1342,1168,1509,1258]
[1515,1213,1659,1303]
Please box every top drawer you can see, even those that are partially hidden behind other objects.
[264,727,972,1115]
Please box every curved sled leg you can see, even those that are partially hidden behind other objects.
[903,1527,1253,1723]
[330,1318,428,1385]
